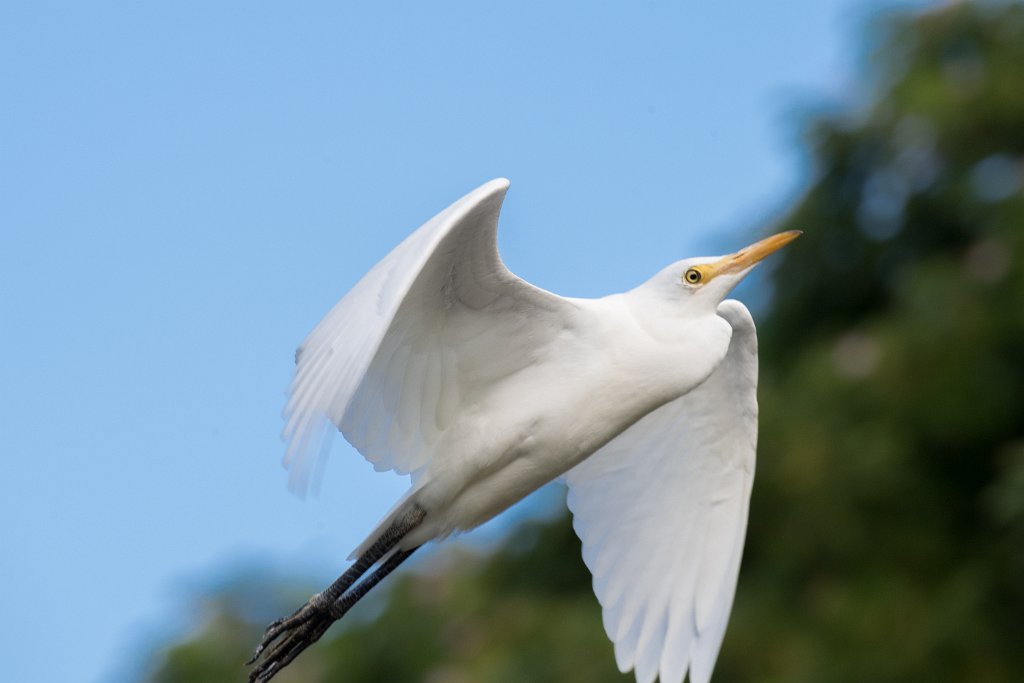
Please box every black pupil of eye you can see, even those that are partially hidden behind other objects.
[687,270,700,282]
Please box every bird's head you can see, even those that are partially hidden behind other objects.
[644,231,802,311]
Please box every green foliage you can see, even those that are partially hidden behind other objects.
[144,4,1024,681]
[745,4,1024,680]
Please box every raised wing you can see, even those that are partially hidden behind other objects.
[282,179,577,494]
[565,300,758,683]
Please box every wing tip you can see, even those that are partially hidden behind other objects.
[716,299,754,330]
[472,177,511,203]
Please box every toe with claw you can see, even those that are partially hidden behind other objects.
[247,595,336,683]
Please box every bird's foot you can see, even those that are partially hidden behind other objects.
[247,592,337,683]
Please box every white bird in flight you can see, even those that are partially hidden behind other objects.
[249,179,800,683]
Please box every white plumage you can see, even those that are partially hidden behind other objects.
[566,300,757,683]
[258,179,798,683]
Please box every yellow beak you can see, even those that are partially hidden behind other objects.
[701,230,802,280]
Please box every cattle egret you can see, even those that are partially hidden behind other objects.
[248,179,800,683]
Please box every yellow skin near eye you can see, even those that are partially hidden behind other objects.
[680,230,802,287]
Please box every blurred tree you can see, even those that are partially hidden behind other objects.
[144,3,1024,681]
[737,3,1024,681]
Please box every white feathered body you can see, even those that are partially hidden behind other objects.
[399,292,734,549]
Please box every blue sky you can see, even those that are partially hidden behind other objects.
[0,2,931,681]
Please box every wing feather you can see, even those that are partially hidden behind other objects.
[565,299,758,683]
[282,179,577,494]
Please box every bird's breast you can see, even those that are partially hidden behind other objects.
[414,311,731,535]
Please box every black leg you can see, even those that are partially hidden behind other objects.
[247,506,426,681]
[331,547,418,620]
[249,547,420,683]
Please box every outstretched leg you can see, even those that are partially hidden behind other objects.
[249,546,419,683]
[247,506,425,680]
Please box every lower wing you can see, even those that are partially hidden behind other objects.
[565,300,759,683]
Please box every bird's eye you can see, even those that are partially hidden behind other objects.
[683,268,703,285]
